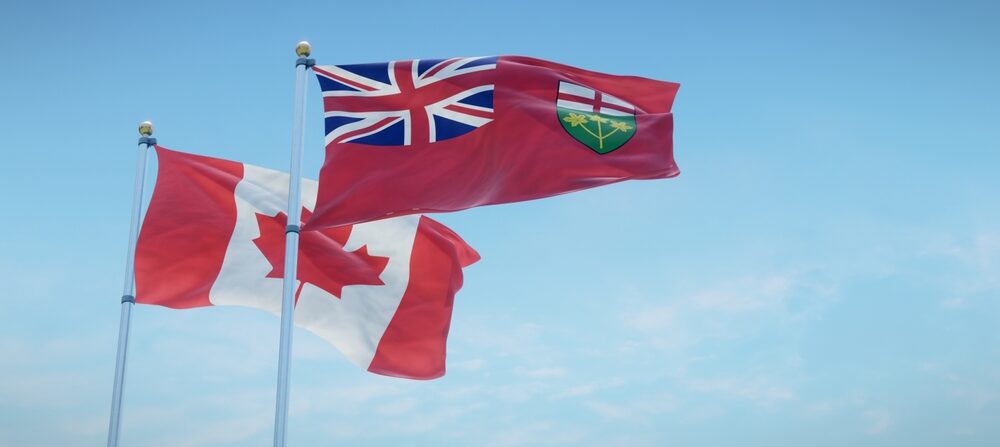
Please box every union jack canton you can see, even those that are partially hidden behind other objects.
[315,56,498,146]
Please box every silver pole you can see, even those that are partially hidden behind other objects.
[107,121,155,447]
[273,41,314,447]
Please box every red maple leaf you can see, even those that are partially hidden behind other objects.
[252,208,389,303]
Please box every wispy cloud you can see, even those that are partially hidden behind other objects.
[684,375,796,406]
[550,377,627,401]
[375,396,419,416]
[940,296,967,309]
[921,362,1000,411]
[451,358,487,372]
[620,271,836,354]
[483,420,588,447]
[514,366,567,379]
[582,392,679,422]
[691,274,794,312]
[918,231,1000,294]
[456,321,553,361]
[863,409,894,434]
[293,381,406,415]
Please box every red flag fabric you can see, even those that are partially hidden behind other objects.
[135,146,479,380]
[306,55,680,229]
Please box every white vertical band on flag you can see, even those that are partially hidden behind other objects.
[210,164,304,313]
[296,216,418,368]
[210,164,419,370]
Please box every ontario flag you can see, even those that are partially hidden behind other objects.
[307,55,680,228]
[134,146,479,379]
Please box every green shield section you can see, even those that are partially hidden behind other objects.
[557,108,637,154]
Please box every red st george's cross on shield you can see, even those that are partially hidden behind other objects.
[557,84,635,115]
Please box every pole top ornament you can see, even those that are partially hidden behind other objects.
[295,41,312,57]
[138,121,154,137]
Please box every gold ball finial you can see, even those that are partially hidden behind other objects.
[139,121,154,136]
[295,41,312,57]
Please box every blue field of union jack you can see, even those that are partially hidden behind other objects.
[315,56,498,146]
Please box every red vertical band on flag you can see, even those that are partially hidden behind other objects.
[367,216,479,379]
[134,146,243,308]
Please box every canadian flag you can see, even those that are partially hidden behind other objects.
[135,146,479,379]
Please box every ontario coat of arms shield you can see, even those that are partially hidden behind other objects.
[556,81,637,154]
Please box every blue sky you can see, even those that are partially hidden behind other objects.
[1,0,999,445]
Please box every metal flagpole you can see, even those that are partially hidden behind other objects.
[273,41,314,447]
[107,121,156,447]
